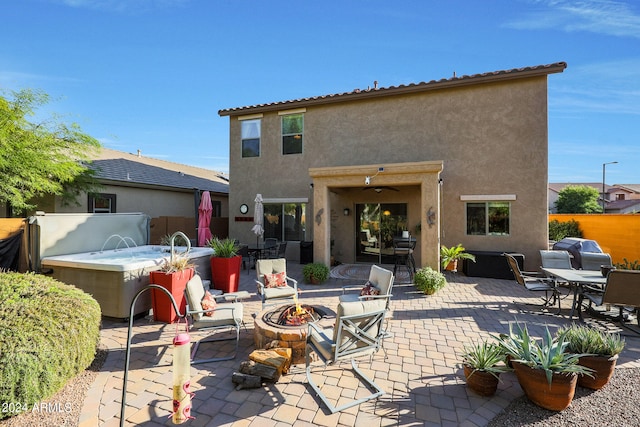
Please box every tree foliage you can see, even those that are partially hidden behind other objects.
[0,89,101,213]
[555,185,602,214]
[548,219,582,241]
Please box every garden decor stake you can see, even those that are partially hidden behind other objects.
[121,285,193,427]
[172,322,194,424]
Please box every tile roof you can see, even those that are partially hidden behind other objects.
[219,62,567,116]
[88,148,228,194]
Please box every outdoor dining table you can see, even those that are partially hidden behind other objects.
[541,267,607,319]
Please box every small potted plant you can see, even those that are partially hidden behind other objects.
[414,267,446,295]
[556,324,625,390]
[208,237,242,293]
[494,323,593,411]
[461,339,511,396]
[440,244,476,272]
[302,262,330,284]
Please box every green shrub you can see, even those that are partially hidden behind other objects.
[302,262,330,283]
[0,272,101,419]
[548,219,582,242]
[414,267,447,295]
[614,258,640,270]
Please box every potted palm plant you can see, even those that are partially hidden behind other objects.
[208,237,242,293]
[150,251,195,323]
[495,323,593,411]
[557,324,625,390]
[461,339,511,396]
[440,244,476,272]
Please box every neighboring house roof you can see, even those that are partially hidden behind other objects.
[89,148,229,194]
[606,199,640,212]
[613,184,640,194]
[549,183,611,194]
[219,62,567,116]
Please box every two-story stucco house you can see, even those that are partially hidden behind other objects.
[219,62,567,271]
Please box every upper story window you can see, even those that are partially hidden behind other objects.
[241,118,261,158]
[281,113,303,155]
[466,201,510,236]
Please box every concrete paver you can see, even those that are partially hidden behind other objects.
[82,262,640,426]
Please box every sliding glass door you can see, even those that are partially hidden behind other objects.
[355,203,407,264]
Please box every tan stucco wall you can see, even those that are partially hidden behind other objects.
[55,185,229,220]
[228,76,550,270]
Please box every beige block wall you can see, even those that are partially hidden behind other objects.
[228,76,550,270]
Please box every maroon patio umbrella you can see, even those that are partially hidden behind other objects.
[197,191,213,246]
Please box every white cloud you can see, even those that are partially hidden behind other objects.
[550,59,640,115]
[53,0,189,13]
[507,0,640,38]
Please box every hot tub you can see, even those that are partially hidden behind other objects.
[41,245,213,320]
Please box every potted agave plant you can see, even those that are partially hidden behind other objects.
[461,339,511,396]
[495,323,593,411]
[557,324,625,390]
[208,237,242,293]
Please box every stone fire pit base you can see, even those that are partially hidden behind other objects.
[253,305,334,365]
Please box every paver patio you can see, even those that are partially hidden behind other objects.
[81,262,640,427]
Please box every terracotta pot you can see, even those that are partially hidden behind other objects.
[512,362,577,411]
[445,260,458,272]
[577,354,618,390]
[463,364,500,396]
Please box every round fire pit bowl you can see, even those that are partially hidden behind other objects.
[253,304,335,365]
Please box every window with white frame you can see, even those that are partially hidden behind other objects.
[241,119,261,158]
[89,193,116,213]
[466,201,510,236]
[281,113,303,155]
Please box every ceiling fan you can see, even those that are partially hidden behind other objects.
[362,186,399,193]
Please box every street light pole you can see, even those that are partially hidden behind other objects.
[602,161,618,213]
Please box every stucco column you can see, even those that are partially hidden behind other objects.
[312,183,330,265]
[421,174,441,269]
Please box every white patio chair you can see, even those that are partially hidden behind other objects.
[305,299,387,413]
[255,258,298,308]
[184,275,244,364]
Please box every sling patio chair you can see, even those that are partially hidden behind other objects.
[305,299,387,413]
[504,253,561,314]
[577,269,640,334]
[184,275,244,364]
[255,258,298,308]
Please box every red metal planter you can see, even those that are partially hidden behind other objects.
[210,255,242,293]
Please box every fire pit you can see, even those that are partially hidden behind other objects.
[254,303,334,364]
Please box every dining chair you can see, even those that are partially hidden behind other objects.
[540,250,573,270]
[184,275,244,364]
[504,253,561,313]
[580,252,612,271]
[305,299,387,413]
[577,269,640,334]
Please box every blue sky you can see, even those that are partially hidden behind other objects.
[1,0,638,184]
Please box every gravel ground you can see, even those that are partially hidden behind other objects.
[0,347,108,427]
[2,351,638,426]
[488,367,640,427]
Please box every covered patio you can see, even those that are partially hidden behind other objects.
[83,262,640,426]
